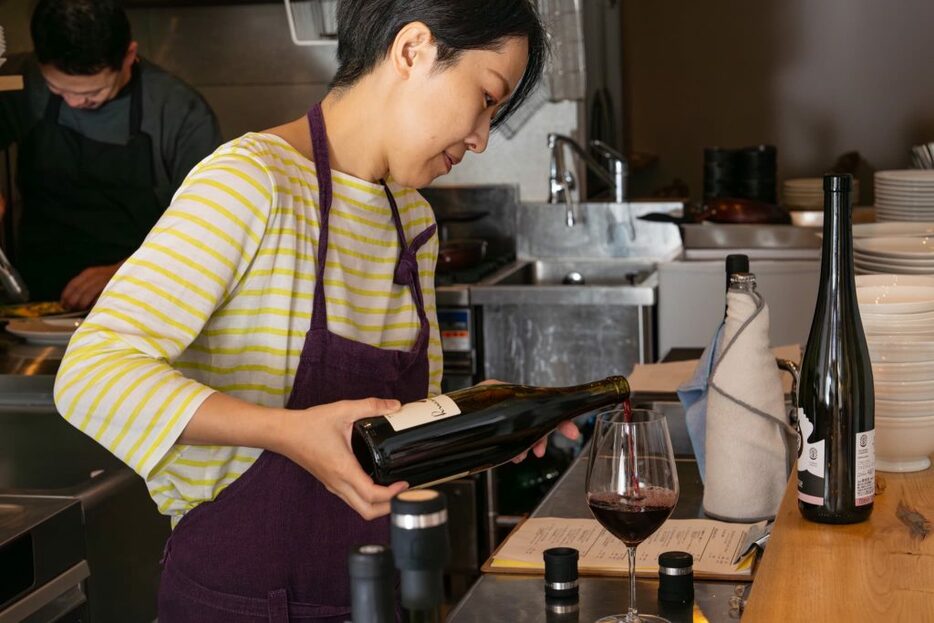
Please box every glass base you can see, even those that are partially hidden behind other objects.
[596,615,671,623]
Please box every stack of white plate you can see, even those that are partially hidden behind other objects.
[857,274,934,472]
[853,235,934,275]
[783,177,860,210]
[875,170,934,221]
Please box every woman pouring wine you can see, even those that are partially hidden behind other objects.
[55,1,578,620]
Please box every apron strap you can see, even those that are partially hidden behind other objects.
[306,102,435,353]
[128,62,144,136]
[43,89,62,124]
[307,103,333,330]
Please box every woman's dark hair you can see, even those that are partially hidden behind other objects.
[332,0,547,128]
[31,0,132,75]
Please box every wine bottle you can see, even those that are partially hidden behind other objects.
[348,544,395,623]
[797,174,874,524]
[725,254,750,295]
[391,490,449,623]
[352,376,630,487]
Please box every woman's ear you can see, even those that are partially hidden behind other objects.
[388,21,436,80]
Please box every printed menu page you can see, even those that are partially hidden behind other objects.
[485,517,768,580]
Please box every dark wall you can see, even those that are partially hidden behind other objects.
[622,0,934,205]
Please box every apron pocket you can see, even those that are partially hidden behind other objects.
[160,561,351,622]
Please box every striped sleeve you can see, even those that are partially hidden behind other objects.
[54,146,276,480]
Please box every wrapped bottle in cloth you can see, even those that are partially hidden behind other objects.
[703,273,796,522]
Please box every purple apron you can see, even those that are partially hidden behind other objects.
[157,103,436,622]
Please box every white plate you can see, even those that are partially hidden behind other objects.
[856,274,934,288]
[856,285,934,313]
[855,263,934,276]
[876,170,934,184]
[5,318,82,345]
[854,260,934,271]
[854,252,934,266]
[853,223,934,238]
[855,236,934,258]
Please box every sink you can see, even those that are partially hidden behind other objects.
[486,258,653,287]
[471,259,657,307]
[471,258,658,386]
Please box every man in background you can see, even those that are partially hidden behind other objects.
[0,0,221,308]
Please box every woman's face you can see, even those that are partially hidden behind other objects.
[386,36,529,189]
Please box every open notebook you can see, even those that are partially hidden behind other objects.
[483,516,768,581]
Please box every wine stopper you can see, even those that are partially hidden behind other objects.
[390,489,449,612]
[657,551,694,604]
[543,547,579,601]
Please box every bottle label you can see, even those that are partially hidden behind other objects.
[855,429,875,506]
[384,395,461,432]
[796,407,826,505]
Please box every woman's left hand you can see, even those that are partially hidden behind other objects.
[476,380,581,464]
[513,420,580,463]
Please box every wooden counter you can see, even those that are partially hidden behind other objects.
[743,461,934,621]
[0,75,24,92]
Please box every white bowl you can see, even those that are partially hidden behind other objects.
[876,415,934,472]
[860,313,934,329]
[861,309,934,323]
[872,360,934,382]
[856,285,934,313]
[876,398,934,417]
[875,378,934,401]
[867,336,934,362]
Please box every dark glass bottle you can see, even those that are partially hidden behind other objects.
[348,544,395,623]
[797,174,874,524]
[352,377,630,487]
[725,254,750,295]
[391,490,449,623]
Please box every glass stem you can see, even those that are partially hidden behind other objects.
[626,545,638,622]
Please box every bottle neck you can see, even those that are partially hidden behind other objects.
[819,187,855,304]
[728,273,757,295]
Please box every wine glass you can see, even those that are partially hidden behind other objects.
[586,407,680,623]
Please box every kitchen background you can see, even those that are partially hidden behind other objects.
[4,0,934,203]
[3,1,934,620]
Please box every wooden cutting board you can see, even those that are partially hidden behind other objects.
[743,460,934,621]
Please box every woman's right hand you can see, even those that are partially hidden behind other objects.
[272,397,409,520]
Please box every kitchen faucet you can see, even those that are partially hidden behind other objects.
[547,133,628,226]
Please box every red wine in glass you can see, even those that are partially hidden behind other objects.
[620,397,641,498]
[586,408,679,623]
[588,488,677,546]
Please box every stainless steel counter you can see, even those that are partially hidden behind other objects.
[0,331,169,622]
[448,453,747,623]
[0,333,60,410]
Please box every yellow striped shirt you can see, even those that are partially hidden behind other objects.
[54,133,443,520]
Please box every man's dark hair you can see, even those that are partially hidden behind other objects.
[31,0,132,75]
[332,0,547,128]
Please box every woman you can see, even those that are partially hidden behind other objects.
[55,0,563,620]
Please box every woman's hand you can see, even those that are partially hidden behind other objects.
[476,380,581,464]
[272,397,408,520]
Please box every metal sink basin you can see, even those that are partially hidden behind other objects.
[472,259,657,306]
[486,258,653,287]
